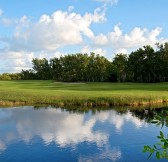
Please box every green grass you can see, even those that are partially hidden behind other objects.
[0,80,168,107]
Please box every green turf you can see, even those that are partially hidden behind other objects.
[0,80,168,107]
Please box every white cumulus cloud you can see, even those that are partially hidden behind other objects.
[1,8,106,52]
[0,107,147,152]
[93,24,168,53]
[0,8,106,73]
[0,107,108,147]
[0,50,34,73]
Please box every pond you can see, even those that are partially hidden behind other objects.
[0,106,167,162]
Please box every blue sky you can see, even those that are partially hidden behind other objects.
[0,0,168,73]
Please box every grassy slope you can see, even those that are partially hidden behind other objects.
[0,80,168,107]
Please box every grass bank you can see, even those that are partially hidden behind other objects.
[0,80,168,107]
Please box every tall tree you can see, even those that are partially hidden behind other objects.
[32,58,52,80]
[128,46,157,82]
[112,54,128,82]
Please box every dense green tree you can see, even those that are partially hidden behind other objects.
[128,45,158,82]
[86,53,110,82]
[49,53,111,82]
[32,58,52,80]
[21,69,37,80]
[112,54,128,82]
[18,42,168,83]
[156,42,168,82]
[50,57,63,81]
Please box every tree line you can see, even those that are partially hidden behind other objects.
[1,42,168,83]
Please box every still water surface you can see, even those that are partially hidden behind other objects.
[0,106,167,162]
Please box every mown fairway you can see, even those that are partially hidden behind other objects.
[0,80,168,106]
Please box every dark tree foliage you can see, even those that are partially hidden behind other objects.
[23,53,111,82]
[21,69,37,80]
[112,54,128,82]
[32,58,52,80]
[128,46,156,82]
[19,43,168,83]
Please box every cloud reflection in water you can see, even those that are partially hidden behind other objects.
[0,106,147,161]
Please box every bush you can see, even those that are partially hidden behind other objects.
[0,74,11,80]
